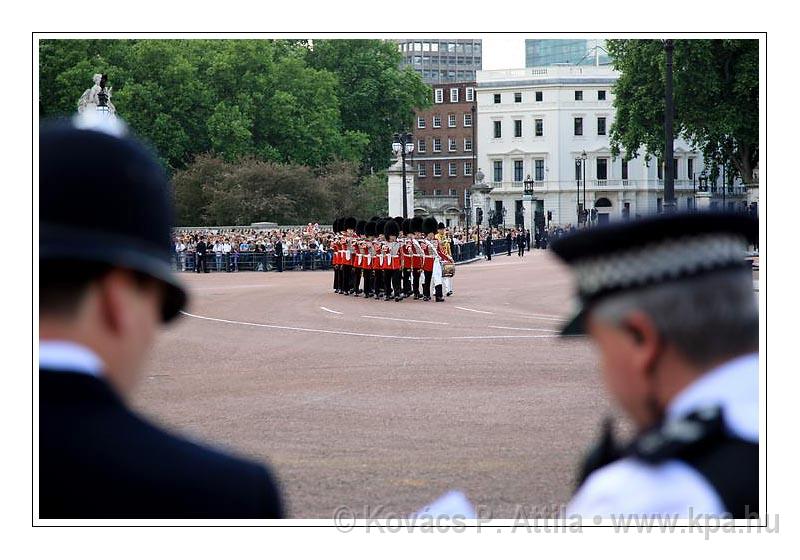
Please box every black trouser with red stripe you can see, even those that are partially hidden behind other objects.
[412,269,421,297]
[402,268,411,296]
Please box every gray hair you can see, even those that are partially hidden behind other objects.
[589,268,758,368]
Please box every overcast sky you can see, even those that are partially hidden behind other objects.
[481,36,526,70]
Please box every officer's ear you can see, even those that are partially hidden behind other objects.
[620,310,661,372]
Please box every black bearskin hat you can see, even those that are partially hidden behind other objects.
[411,216,424,234]
[376,218,387,237]
[365,221,376,237]
[370,216,380,222]
[401,218,411,235]
[345,216,357,231]
[438,222,445,230]
[356,219,366,236]
[423,216,438,235]
[394,216,404,228]
[384,219,400,238]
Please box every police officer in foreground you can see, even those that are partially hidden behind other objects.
[39,117,283,518]
[552,212,758,518]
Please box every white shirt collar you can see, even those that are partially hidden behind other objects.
[666,352,758,441]
[39,340,105,378]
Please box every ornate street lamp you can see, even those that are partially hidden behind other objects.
[392,132,415,219]
[524,174,536,237]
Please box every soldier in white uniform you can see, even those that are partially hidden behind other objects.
[551,212,759,519]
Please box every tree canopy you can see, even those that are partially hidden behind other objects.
[607,39,759,185]
[39,39,428,175]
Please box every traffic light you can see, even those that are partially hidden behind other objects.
[547,210,552,222]
[476,207,483,225]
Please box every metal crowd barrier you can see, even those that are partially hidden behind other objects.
[174,251,334,272]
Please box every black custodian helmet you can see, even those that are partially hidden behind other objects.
[40,118,187,322]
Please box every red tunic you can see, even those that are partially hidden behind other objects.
[421,238,436,272]
[372,241,383,270]
[401,239,413,269]
[411,239,424,270]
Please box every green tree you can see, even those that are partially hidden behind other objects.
[607,39,759,185]
[308,39,431,172]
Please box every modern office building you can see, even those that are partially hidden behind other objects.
[393,39,483,85]
[472,66,746,229]
[412,82,477,227]
[525,39,611,67]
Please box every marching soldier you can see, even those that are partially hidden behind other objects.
[384,219,403,302]
[372,219,386,299]
[552,212,758,517]
[362,220,376,298]
[352,219,367,296]
[410,216,425,300]
[437,222,454,297]
[332,218,341,293]
[401,218,413,298]
[341,217,357,295]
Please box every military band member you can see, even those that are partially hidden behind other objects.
[384,219,403,302]
[332,218,342,293]
[401,218,413,298]
[352,220,367,296]
[552,212,759,518]
[410,216,425,299]
[362,220,376,298]
[437,222,454,297]
[341,216,357,295]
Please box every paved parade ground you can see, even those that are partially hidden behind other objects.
[138,250,616,518]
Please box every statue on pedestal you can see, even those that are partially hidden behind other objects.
[77,73,116,117]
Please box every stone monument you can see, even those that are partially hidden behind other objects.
[77,73,117,119]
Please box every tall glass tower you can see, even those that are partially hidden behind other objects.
[525,39,611,67]
[393,39,482,84]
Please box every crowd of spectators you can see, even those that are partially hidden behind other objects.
[172,222,570,273]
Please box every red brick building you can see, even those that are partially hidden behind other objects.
[411,82,477,226]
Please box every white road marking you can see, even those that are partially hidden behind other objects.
[513,314,564,323]
[192,284,273,292]
[320,306,343,315]
[489,325,560,333]
[362,315,449,325]
[455,306,494,315]
[179,311,570,340]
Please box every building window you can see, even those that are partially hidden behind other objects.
[434,89,443,103]
[417,139,426,153]
[434,188,443,195]
[494,121,502,138]
[493,161,503,182]
[433,115,441,128]
[464,138,472,151]
[514,92,522,103]
[431,42,438,52]
[463,113,472,127]
[448,114,456,127]
[449,188,458,196]
[514,120,523,138]
[597,117,606,136]
[535,159,545,182]
[494,93,501,104]
[574,117,583,136]
[597,158,608,180]
[466,87,474,102]
[433,163,442,177]
[674,158,679,178]
[621,159,629,181]
[449,162,457,176]
[688,158,694,179]
[448,138,457,152]
[417,163,426,177]
[513,160,523,182]
[464,161,473,176]
[598,90,606,101]
[417,116,426,129]
[535,91,543,102]
[433,138,442,152]
[450,88,459,102]
[575,90,583,101]
[535,118,543,137]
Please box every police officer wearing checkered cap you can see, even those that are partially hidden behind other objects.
[551,212,759,519]
[39,117,283,518]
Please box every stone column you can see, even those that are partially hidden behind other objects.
[695,190,712,211]
[387,157,414,218]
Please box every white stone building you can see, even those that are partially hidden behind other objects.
[473,66,748,229]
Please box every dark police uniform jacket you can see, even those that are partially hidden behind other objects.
[40,369,283,519]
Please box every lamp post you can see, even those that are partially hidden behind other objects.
[524,174,535,239]
[580,151,588,226]
[392,132,415,219]
[663,39,676,213]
